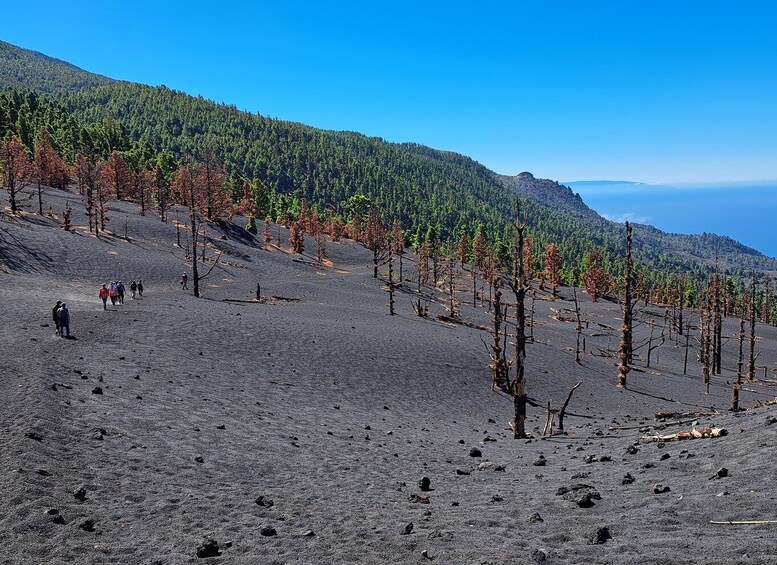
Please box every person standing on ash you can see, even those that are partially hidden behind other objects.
[52,300,62,335]
[99,284,109,310]
[180,273,188,290]
[57,303,70,338]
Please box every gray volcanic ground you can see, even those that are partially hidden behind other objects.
[1,186,777,564]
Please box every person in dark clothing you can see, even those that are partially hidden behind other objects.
[137,280,144,297]
[130,281,137,299]
[117,281,125,304]
[52,300,62,335]
[180,273,188,290]
[58,303,70,338]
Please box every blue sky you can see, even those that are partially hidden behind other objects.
[3,1,776,183]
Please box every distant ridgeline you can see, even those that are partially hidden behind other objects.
[1,39,776,308]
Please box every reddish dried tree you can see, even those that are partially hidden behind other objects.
[456,231,470,268]
[199,150,227,221]
[0,136,33,214]
[289,219,305,254]
[363,206,387,278]
[104,150,131,200]
[581,249,612,301]
[33,129,68,215]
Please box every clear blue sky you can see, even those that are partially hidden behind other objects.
[3,1,776,183]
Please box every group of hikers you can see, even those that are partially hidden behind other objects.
[98,280,144,310]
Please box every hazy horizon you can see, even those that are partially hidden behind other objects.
[567,179,777,259]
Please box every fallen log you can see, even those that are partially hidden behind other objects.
[643,427,728,442]
[710,520,777,525]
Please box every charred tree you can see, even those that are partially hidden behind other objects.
[573,286,583,364]
[508,203,529,439]
[617,222,634,389]
[747,278,757,382]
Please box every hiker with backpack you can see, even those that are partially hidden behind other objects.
[130,281,137,299]
[99,284,109,309]
[137,280,144,297]
[57,303,70,338]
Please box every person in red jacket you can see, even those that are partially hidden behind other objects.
[99,284,109,310]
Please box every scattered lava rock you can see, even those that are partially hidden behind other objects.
[710,467,728,480]
[556,484,601,508]
[469,447,482,458]
[255,496,274,508]
[74,486,87,501]
[528,512,544,523]
[533,455,547,466]
[79,519,96,532]
[531,549,548,562]
[660,453,670,460]
[626,444,639,455]
[477,462,506,472]
[455,468,470,476]
[91,387,103,395]
[418,477,431,491]
[587,526,612,545]
[622,473,635,485]
[194,456,204,464]
[653,484,671,494]
[260,527,277,537]
[52,515,66,525]
[401,522,414,535]
[25,432,43,442]
[196,539,221,558]
[767,416,776,426]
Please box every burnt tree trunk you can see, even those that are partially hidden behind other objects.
[747,279,757,381]
[617,222,633,389]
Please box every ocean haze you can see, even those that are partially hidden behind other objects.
[566,180,777,260]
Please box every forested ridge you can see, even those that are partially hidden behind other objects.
[1,39,776,288]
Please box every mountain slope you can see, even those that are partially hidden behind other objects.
[1,39,775,277]
[0,40,113,93]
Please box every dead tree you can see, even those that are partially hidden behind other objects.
[446,256,458,318]
[617,222,634,389]
[412,297,430,318]
[733,315,745,411]
[387,248,396,315]
[61,204,72,231]
[573,286,583,364]
[700,303,711,394]
[507,203,529,438]
[557,381,583,433]
[736,315,745,386]
[747,278,757,382]
[645,319,667,369]
[488,280,510,392]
